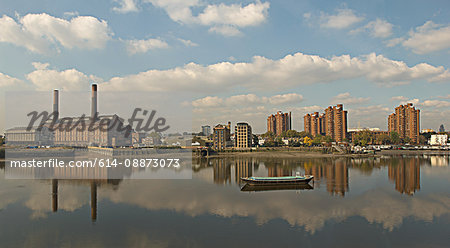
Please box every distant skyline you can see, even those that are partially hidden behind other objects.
[1,0,449,133]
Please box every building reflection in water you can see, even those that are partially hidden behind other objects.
[388,157,420,195]
[304,159,348,197]
[50,179,120,222]
[234,158,252,183]
[212,159,231,184]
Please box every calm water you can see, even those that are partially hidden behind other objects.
[0,155,449,248]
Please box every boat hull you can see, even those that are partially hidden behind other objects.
[240,176,314,186]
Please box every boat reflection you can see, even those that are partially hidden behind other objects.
[240,183,314,192]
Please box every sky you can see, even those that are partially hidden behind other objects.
[0,0,449,134]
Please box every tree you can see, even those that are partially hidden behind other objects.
[376,133,391,145]
[323,135,334,143]
[403,136,411,144]
[284,130,302,138]
[261,131,275,139]
[419,135,427,145]
[303,136,313,146]
[312,134,323,145]
[353,130,373,146]
[298,131,312,138]
[390,131,401,144]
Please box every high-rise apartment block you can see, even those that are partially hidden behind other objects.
[267,111,291,135]
[303,112,325,137]
[304,104,348,142]
[235,122,252,148]
[388,103,420,143]
[201,125,211,136]
[213,122,231,150]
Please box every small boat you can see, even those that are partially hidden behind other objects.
[240,175,314,185]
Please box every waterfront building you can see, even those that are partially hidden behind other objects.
[201,125,211,136]
[235,122,252,148]
[388,103,420,143]
[304,104,348,142]
[429,134,448,146]
[213,122,231,150]
[304,112,325,136]
[267,111,291,135]
[5,85,132,147]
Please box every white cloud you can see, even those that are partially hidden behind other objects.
[208,25,242,36]
[0,13,112,53]
[192,93,303,108]
[385,37,404,47]
[124,38,169,54]
[420,100,450,108]
[0,72,23,88]
[144,0,269,36]
[363,19,393,38]
[393,21,450,54]
[26,66,100,91]
[197,2,270,27]
[31,62,50,70]
[390,96,408,101]
[112,0,139,13]
[268,93,304,105]
[178,38,198,47]
[331,92,370,105]
[320,8,364,29]
[102,52,450,92]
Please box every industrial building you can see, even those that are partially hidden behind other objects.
[5,84,132,147]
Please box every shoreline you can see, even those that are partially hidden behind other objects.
[199,149,450,159]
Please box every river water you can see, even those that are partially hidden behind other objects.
[0,154,449,247]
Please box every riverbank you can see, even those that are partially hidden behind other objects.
[199,148,450,158]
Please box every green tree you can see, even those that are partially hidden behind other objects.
[298,131,312,138]
[403,136,411,144]
[419,135,427,145]
[323,135,334,143]
[376,133,391,145]
[353,130,373,146]
[312,134,323,145]
[261,131,275,139]
[390,131,401,144]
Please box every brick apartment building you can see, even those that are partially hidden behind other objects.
[388,103,420,143]
[213,122,231,150]
[304,104,348,142]
[267,111,291,135]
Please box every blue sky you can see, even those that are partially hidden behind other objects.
[0,0,449,133]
